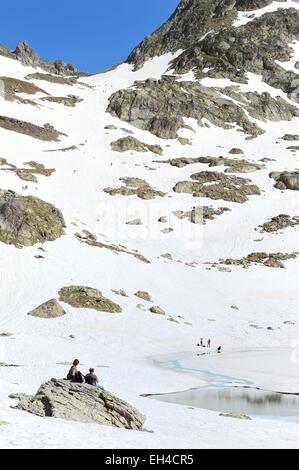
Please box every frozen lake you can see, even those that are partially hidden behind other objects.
[148,348,299,421]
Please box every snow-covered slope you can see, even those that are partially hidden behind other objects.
[0,0,299,449]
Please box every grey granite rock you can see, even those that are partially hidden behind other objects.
[28,299,66,319]
[10,379,145,430]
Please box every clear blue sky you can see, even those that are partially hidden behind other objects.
[1,0,179,73]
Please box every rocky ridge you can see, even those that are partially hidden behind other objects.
[0,41,85,77]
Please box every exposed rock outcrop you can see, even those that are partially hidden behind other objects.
[41,95,82,107]
[174,206,230,224]
[28,300,66,319]
[10,379,145,429]
[0,76,47,103]
[76,230,150,264]
[270,171,299,191]
[0,190,65,247]
[0,116,64,141]
[26,72,76,86]
[171,9,299,102]
[220,412,252,420]
[150,306,166,315]
[259,214,299,233]
[111,137,163,155]
[173,171,260,203]
[281,134,299,141]
[135,291,152,302]
[158,156,264,173]
[217,252,299,269]
[126,219,143,226]
[107,80,266,139]
[104,177,166,200]
[0,161,55,183]
[127,0,280,69]
[59,286,122,313]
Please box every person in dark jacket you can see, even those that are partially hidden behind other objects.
[85,368,99,386]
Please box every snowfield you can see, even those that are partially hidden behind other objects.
[0,38,299,449]
[234,1,299,27]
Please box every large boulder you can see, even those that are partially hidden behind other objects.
[28,299,66,319]
[10,379,145,430]
[59,286,122,313]
[0,190,65,247]
[270,171,299,191]
[111,136,163,155]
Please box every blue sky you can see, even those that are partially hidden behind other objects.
[1,0,179,73]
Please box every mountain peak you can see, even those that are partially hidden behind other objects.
[127,0,288,68]
[0,40,83,76]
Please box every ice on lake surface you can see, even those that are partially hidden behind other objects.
[149,348,299,421]
[150,386,299,420]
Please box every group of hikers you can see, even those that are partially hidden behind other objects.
[67,360,103,389]
[197,339,222,354]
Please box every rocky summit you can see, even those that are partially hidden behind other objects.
[127,0,293,69]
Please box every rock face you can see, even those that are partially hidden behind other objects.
[0,190,65,247]
[28,300,66,319]
[10,379,145,430]
[107,79,297,140]
[127,0,279,69]
[127,1,299,102]
[171,9,299,102]
[59,286,122,313]
[107,80,269,139]
[109,2,299,141]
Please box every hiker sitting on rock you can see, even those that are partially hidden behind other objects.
[85,368,104,390]
[67,359,84,383]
